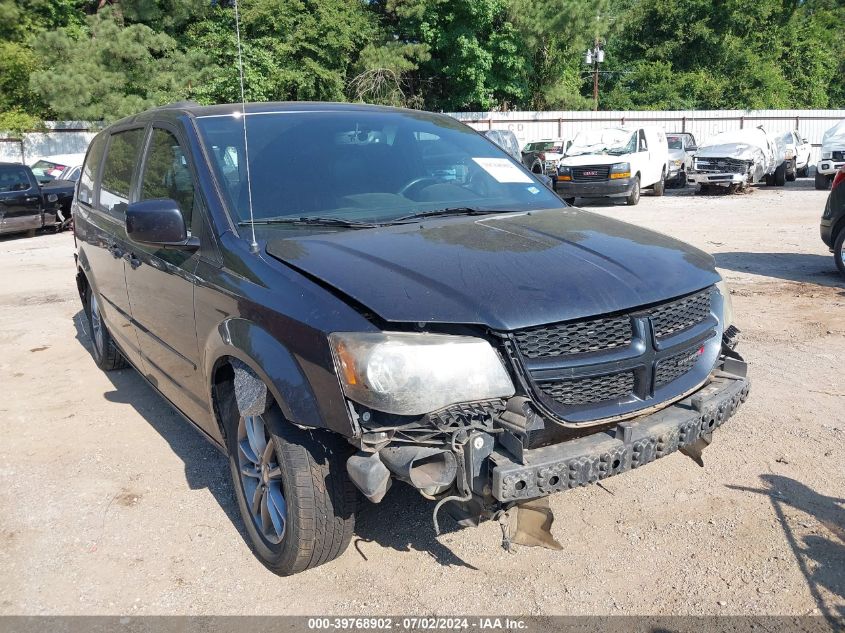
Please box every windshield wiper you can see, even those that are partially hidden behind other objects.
[238,216,380,228]
[390,207,501,223]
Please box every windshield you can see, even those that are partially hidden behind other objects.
[30,160,68,182]
[667,136,683,150]
[524,141,562,153]
[196,110,562,225]
[566,128,635,157]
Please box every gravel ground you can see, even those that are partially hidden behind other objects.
[1,178,843,618]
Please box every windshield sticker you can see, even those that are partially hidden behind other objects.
[472,157,533,183]
[526,186,540,194]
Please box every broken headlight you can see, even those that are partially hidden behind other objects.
[715,279,734,329]
[329,332,515,415]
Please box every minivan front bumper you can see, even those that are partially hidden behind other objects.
[491,371,749,501]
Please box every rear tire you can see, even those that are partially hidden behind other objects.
[84,286,127,371]
[652,170,666,197]
[835,228,845,280]
[815,172,832,190]
[786,161,796,182]
[227,405,357,576]
[798,164,809,178]
[625,175,641,206]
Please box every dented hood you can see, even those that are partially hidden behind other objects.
[822,120,845,151]
[696,129,772,161]
[264,209,719,330]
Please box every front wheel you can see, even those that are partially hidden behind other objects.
[227,406,357,575]
[815,172,832,190]
[626,176,641,206]
[835,228,845,279]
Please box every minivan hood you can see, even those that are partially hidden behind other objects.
[265,209,719,330]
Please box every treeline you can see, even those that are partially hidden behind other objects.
[1,0,843,131]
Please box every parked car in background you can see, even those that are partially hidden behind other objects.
[30,153,86,184]
[816,121,845,190]
[555,126,669,206]
[521,138,569,175]
[482,129,521,162]
[666,132,698,187]
[0,162,74,236]
[688,128,786,192]
[820,165,845,278]
[74,101,747,575]
[780,130,811,180]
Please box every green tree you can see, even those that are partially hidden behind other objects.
[30,8,211,121]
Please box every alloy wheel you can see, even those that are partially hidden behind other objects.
[90,293,105,358]
[237,414,287,544]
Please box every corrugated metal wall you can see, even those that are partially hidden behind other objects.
[448,109,845,163]
[3,110,845,165]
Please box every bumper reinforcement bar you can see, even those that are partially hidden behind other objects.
[491,374,750,502]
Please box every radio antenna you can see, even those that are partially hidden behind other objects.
[233,0,258,253]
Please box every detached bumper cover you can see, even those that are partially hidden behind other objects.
[554,177,634,198]
[491,374,749,502]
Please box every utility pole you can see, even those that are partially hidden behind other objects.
[584,37,604,111]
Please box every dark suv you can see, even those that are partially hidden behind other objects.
[73,102,749,575]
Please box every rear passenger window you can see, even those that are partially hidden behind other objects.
[99,129,145,217]
[78,134,107,206]
[140,128,196,227]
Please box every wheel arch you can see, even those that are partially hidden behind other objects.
[205,317,352,445]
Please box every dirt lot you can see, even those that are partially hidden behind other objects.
[1,178,844,618]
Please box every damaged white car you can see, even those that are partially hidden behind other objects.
[816,120,845,190]
[687,128,787,192]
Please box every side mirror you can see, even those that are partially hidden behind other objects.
[126,199,199,250]
[687,145,698,152]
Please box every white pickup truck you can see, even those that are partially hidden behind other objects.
[816,120,845,190]
[554,127,669,206]
[687,128,786,192]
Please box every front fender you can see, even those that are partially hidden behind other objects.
[205,317,356,439]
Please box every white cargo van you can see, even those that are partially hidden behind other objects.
[555,127,669,206]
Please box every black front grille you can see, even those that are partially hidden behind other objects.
[654,346,702,387]
[511,286,717,422]
[833,151,845,161]
[651,289,712,339]
[571,165,610,182]
[539,372,635,406]
[513,315,632,359]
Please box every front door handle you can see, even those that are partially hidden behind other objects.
[124,252,141,269]
[24,196,38,202]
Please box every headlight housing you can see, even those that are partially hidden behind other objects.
[715,279,734,329]
[557,165,572,181]
[610,162,631,179]
[329,332,515,416]
[822,151,832,160]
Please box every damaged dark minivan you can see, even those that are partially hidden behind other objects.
[73,102,749,575]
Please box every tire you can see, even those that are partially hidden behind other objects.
[26,228,36,238]
[786,161,796,182]
[653,170,666,197]
[775,163,786,186]
[531,161,542,174]
[563,197,575,205]
[227,405,357,575]
[815,172,831,190]
[798,164,809,178]
[835,228,845,280]
[625,175,641,206]
[765,173,775,186]
[84,286,127,371]
[677,171,687,188]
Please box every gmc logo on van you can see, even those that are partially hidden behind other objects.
[582,170,598,176]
